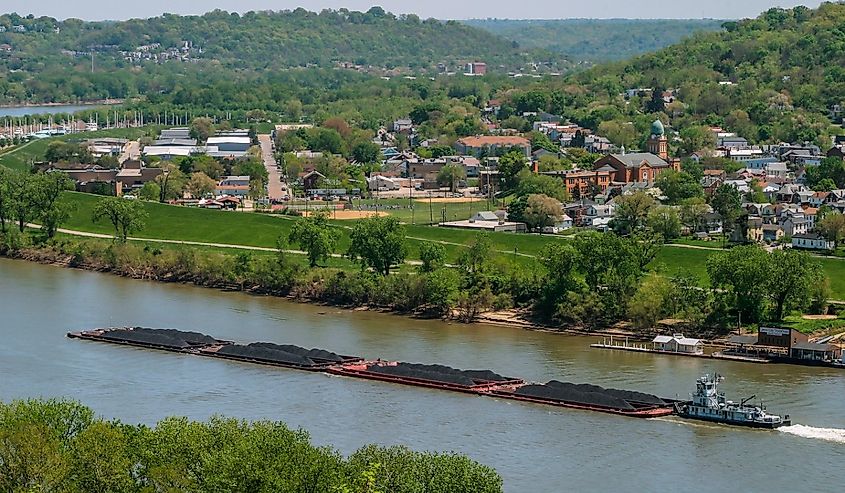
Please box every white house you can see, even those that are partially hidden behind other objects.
[792,233,834,251]
[542,214,574,234]
[652,334,704,355]
[367,175,400,191]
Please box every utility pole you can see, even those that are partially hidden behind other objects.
[429,192,433,225]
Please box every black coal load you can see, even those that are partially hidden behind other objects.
[514,381,637,411]
[217,343,316,367]
[100,328,217,349]
[555,383,665,406]
[367,363,513,387]
[250,342,350,363]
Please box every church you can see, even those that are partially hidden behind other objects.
[592,120,681,184]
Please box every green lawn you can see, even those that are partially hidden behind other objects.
[51,192,845,300]
[780,314,845,335]
[63,192,304,249]
[667,237,726,249]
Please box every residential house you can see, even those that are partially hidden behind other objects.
[301,171,325,191]
[827,146,845,159]
[762,223,784,243]
[746,217,764,243]
[583,135,612,154]
[701,212,723,234]
[587,203,615,230]
[765,162,790,179]
[792,233,834,251]
[392,118,413,133]
[542,214,574,234]
[216,176,251,198]
[808,192,830,208]
[455,135,531,158]
[723,179,751,194]
[717,135,749,149]
[781,217,809,237]
[776,183,808,203]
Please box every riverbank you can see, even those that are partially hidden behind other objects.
[1,235,664,340]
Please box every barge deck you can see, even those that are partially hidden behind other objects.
[67,328,679,419]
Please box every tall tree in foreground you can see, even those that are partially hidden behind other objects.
[707,245,770,324]
[766,249,824,321]
[347,215,407,275]
[611,191,655,236]
[0,168,11,233]
[522,194,563,232]
[710,184,742,244]
[2,171,74,238]
[288,210,339,268]
[92,197,148,242]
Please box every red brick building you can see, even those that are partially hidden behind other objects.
[592,120,679,183]
[541,169,612,196]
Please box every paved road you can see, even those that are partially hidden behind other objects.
[258,134,285,201]
[119,141,141,163]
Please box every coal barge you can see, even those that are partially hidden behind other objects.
[68,327,677,418]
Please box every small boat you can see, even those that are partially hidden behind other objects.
[676,374,791,429]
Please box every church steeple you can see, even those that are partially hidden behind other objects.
[647,119,668,161]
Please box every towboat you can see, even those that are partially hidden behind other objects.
[676,374,791,429]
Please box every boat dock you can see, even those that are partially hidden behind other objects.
[591,335,774,363]
[590,332,845,367]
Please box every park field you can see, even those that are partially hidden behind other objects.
[41,192,845,301]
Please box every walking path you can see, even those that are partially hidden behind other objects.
[30,224,425,266]
[258,134,285,201]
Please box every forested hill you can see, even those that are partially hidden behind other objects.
[0,8,562,103]
[463,19,725,61]
[501,4,845,148]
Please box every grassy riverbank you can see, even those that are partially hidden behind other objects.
[50,192,845,300]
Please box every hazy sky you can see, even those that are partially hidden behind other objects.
[0,0,826,21]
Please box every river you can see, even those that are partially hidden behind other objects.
[1,258,843,492]
[0,104,106,118]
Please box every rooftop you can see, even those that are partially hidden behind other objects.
[457,135,530,147]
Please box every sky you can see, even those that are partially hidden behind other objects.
[0,0,826,21]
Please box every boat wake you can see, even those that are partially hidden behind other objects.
[778,425,845,444]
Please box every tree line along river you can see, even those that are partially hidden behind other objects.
[1,257,843,492]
